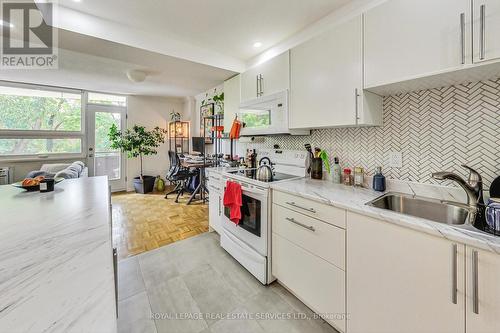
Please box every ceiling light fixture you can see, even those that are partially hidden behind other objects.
[253,42,262,48]
[126,69,147,83]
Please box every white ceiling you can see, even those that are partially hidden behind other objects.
[53,0,351,63]
[0,29,236,97]
[2,0,355,97]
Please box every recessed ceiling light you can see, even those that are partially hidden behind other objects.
[73,0,82,2]
[0,20,14,28]
[253,42,262,48]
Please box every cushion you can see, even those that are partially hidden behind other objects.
[26,170,55,179]
[36,161,87,179]
[55,169,79,179]
[69,161,84,174]
[40,163,71,173]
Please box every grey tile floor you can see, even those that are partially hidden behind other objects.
[118,232,339,333]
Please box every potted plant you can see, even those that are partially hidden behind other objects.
[109,124,166,194]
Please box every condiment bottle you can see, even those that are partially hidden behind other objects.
[343,168,352,186]
[332,157,342,184]
[354,167,364,187]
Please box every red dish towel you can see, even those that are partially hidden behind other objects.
[223,180,242,224]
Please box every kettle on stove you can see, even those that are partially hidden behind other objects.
[256,157,274,182]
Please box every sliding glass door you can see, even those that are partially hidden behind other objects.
[86,103,127,192]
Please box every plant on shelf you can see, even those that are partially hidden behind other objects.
[170,110,181,122]
[202,89,224,114]
[109,124,167,194]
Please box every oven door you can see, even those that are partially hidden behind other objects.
[222,180,268,256]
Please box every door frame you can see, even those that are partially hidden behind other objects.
[85,95,127,192]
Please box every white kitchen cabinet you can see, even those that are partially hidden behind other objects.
[473,0,500,63]
[223,75,240,134]
[272,192,346,333]
[207,174,223,233]
[240,51,289,103]
[272,233,345,333]
[347,212,465,333]
[290,15,382,129]
[273,203,345,270]
[466,247,500,333]
[364,0,471,88]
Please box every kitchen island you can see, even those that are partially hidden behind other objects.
[0,176,117,333]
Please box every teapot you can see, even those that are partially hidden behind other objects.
[256,157,274,182]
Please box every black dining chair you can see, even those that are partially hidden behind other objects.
[165,151,197,203]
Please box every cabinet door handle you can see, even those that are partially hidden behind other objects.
[259,74,264,96]
[451,244,458,304]
[285,201,317,213]
[256,74,260,97]
[472,250,479,314]
[460,13,466,64]
[355,88,360,122]
[113,247,118,317]
[285,217,315,232]
[479,4,486,60]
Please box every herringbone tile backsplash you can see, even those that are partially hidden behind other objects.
[245,78,500,188]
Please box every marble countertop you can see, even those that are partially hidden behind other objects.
[0,177,117,333]
[271,178,500,254]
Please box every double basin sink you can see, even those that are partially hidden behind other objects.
[367,192,472,226]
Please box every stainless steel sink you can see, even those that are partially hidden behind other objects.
[367,192,472,225]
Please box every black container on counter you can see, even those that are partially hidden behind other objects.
[40,178,55,192]
[311,158,323,180]
[373,166,386,192]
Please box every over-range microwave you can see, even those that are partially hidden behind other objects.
[238,90,309,136]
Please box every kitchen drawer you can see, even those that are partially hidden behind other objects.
[272,233,345,333]
[273,190,346,228]
[273,203,345,270]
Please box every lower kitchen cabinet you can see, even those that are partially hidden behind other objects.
[208,176,223,233]
[272,233,345,333]
[346,212,465,333]
[466,247,500,333]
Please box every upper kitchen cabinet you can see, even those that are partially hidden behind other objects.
[240,51,290,103]
[290,15,382,129]
[473,0,500,63]
[364,0,471,88]
[223,74,240,134]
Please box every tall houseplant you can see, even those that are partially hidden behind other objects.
[109,124,166,194]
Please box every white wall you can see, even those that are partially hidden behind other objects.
[191,84,225,155]
[126,95,187,191]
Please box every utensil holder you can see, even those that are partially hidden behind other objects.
[311,158,323,180]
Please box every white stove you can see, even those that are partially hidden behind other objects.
[219,149,306,284]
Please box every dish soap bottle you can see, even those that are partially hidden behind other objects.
[373,166,386,192]
[332,157,342,184]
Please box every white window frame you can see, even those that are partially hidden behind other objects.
[0,81,86,162]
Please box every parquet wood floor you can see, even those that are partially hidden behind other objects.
[112,190,209,260]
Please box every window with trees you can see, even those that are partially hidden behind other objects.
[0,84,83,157]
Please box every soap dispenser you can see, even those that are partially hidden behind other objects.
[373,166,386,192]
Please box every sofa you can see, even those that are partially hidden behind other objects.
[27,161,88,179]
